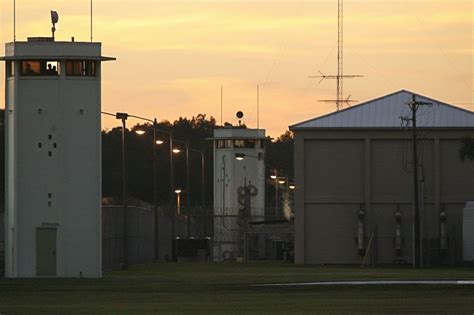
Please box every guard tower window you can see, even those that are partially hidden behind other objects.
[234,139,256,149]
[7,61,15,77]
[66,60,96,76]
[20,60,59,76]
[217,139,232,148]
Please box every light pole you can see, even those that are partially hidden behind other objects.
[189,148,206,238]
[115,112,129,269]
[173,140,190,210]
[277,177,287,219]
[189,148,206,206]
[271,170,278,218]
[172,146,189,238]
[175,189,182,214]
[132,114,180,262]
[174,142,206,237]
[102,111,129,269]
[173,189,182,261]
[128,114,174,205]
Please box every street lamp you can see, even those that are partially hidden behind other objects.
[272,170,279,218]
[117,112,129,269]
[235,153,245,161]
[172,188,182,262]
[126,114,175,205]
[130,117,163,262]
[174,142,206,237]
[234,152,263,160]
[175,142,206,206]
[174,189,182,214]
[106,112,176,262]
[173,140,191,213]
[102,111,130,269]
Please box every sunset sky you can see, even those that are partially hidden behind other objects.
[1,0,472,136]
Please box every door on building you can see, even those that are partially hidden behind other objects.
[36,228,57,276]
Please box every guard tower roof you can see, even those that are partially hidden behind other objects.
[1,39,115,61]
[209,127,266,140]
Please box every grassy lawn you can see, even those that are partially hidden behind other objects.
[1,263,474,314]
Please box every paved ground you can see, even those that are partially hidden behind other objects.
[255,279,474,286]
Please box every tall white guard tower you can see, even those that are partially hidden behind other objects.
[2,36,115,277]
[212,125,266,261]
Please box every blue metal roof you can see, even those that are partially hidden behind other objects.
[290,90,474,130]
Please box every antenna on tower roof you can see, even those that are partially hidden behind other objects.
[50,10,59,40]
[90,0,93,42]
[257,85,260,129]
[13,0,16,42]
[220,85,224,126]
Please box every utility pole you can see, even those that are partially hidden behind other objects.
[402,94,432,268]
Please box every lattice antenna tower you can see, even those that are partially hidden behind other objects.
[309,0,363,111]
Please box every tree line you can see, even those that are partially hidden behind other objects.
[101,113,294,208]
[1,109,474,209]
[0,109,294,208]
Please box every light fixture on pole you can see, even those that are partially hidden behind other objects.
[173,140,191,237]
[174,189,182,214]
[235,153,245,161]
[116,114,176,262]
[115,112,129,270]
[272,169,278,218]
[234,152,262,160]
[172,188,182,262]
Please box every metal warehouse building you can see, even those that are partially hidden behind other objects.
[289,90,474,266]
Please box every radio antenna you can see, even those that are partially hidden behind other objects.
[257,85,260,129]
[308,0,363,111]
[13,0,16,41]
[90,0,93,42]
[220,86,223,126]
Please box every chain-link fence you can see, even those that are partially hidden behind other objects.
[0,205,294,274]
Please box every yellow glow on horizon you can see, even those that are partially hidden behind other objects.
[0,0,472,136]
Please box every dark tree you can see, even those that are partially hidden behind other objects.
[101,114,216,207]
[459,136,474,162]
[264,130,294,209]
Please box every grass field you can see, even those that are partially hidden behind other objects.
[1,263,474,314]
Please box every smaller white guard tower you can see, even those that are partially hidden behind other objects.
[2,37,115,277]
[212,126,266,261]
